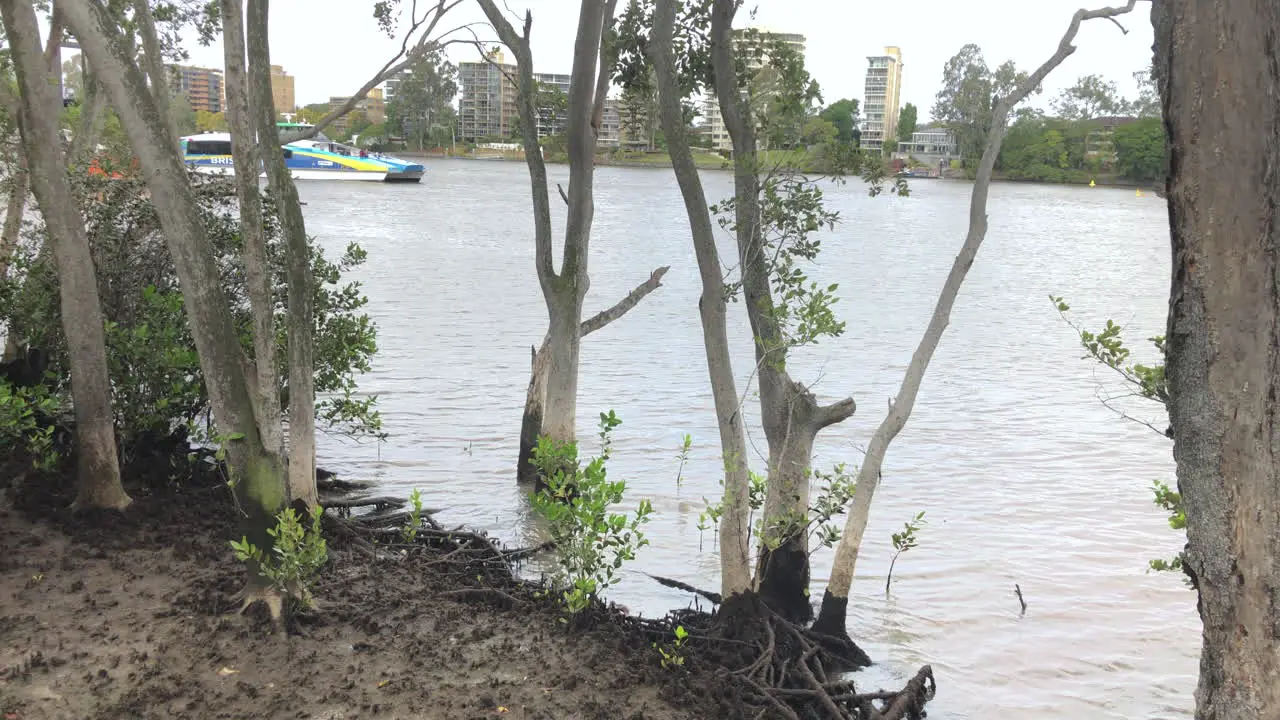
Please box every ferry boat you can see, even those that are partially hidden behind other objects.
[181,124,425,183]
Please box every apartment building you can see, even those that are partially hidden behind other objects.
[328,88,386,135]
[270,65,295,115]
[168,65,224,113]
[861,46,903,151]
[702,28,807,153]
[598,97,621,147]
[532,72,571,137]
[458,49,519,141]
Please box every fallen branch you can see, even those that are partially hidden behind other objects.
[319,494,408,511]
[647,573,722,604]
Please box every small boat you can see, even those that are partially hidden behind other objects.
[181,125,425,183]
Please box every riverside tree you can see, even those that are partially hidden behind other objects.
[58,0,457,617]
[931,43,1031,165]
[471,0,673,488]
[817,0,1145,644]
[1156,0,1280,717]
[620,0,873,623]
[0,0,131,510]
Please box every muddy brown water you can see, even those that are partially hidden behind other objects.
[299,159,1195,719]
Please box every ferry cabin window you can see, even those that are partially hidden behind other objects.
[186,139,232,155]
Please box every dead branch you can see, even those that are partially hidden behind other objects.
[580,266,671,336]
[647,573,723,604]
[1015,583,1028,615]
[318,494,409,511]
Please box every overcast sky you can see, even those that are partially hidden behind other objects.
[173,0,1156,122]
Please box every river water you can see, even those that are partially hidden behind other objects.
[299,159,1196,719]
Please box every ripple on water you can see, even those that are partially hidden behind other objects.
[300,163,1197,719]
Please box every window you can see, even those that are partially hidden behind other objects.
[186,139,232,155]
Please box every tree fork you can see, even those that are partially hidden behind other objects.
[517,265,670,487]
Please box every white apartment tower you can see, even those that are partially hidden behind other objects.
[862,46,903,151]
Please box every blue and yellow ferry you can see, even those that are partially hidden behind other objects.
[181,124,425,183]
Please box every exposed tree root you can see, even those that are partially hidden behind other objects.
[621,593,932,719]
[317,481,936,718]
[237,584,285,630]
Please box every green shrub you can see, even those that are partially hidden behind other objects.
[0,172,382,456]
[0,378,58,471]
[530,411,653,614]
[230,505,329,608]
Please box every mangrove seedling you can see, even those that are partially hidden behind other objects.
[885,511,926,596]
[230,505,329,609]
[531,411,653,614]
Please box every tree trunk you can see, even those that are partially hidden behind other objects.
[648,0,752,598]
[247,0,317,507]
[220,0,283,461]
[708,0,854,622]
[816,0,1141,641]
[132,0,173,142]
[1158,1,1280,718]
[63,0,286,595]
[755,414,819,620]
[518,339,550,486]
[0,0,129,511]
[66,60,107,167]
[517,266,670,488]
[477,0,607,457]
[0,157,26,280]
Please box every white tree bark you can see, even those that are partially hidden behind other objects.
[219,0,283,462]
[0,0,129,510]
[1157,1,1280,717]
[648,0,751,597]
[246,0,316,506]
[0,153,26,280]
[816,0,1140,638]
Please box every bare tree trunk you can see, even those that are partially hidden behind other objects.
[648,0,752,598]
[132,0,171,134]
[477,0,609,461]
[246,0,316,507]
[517,266,670,486]
[66,60,107,167]
[0,0,130,511]
[1158,1,1280,718]
[1,148,28,365]
[709,0,854,622]
[0,157,26,279]
[220,0,283,461]
[63,0,286,609]
[816,0,1140,640]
